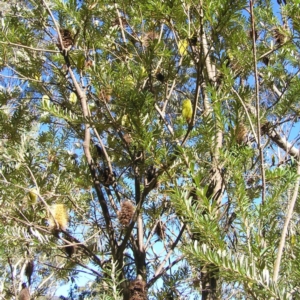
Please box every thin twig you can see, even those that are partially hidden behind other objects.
[41,0,65,52]
[0,40,60,53]
[147,255,185,288]
[114,3,126,44]
[250,0,266,205]
[154,224,186,277]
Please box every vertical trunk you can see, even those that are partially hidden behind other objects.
[201,263,219,300]
[134,248,146,279]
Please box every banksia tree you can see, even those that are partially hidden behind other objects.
[1,0,300,299]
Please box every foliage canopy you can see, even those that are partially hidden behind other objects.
[1,0,300,299]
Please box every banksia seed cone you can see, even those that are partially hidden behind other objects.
[189,35,198,46]
[155,72,165,82]
[249,29,258,41]
[48,204,68,231]
[64,234,76,257]
[146,165,156,183]
[235,123,247,145]
[123,133,132,145]
[261,121,271,135]
[155,221,166,240]
[25,260,34,286]
[58,29,74,51]
[99,86,112,103]
[141,31,158,47]
[262,56,270,66]
[112,16,128,27]
[95,145,103,157]
[129,278,147,300]
[19,283,30,300]
[273,28,287,45]
[118,200,135,226]
[101,168,115,186]
[64,234,75,257]
[65,243,75,257]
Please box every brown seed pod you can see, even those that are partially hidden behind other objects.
[65,236,75,258]
[85,60,93,68]
[189,35,198,46]
[235,123,248,145]
[19,283,30,300]
[118,200,135,227]
[25,260,34,286]
[129,278,147,300]
[95,145,103,158]
[98,86,112,103]
[261,121,272,135]
[248,29,258,41]
[189,187,200,207]
[155,221,166,240]
[112,16,128,27]
[123,133,132,145]
[101,167,116,186]
[65,244,75,257]
[146,165,156,184]
[155,72,165,83]
[262,56,270,66]
[57,29,74,51]
[273,27,287,45]
[141,31,158,47]
[192,278,201,288]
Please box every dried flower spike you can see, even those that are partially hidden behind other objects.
[235,123,247,145]
[129,278,147,300]
[273,27,287,45]
[19,283,30,300]
[155,221,166,240]
[25,260,34,286]
[118,200,135,226]
[58,29,74,51]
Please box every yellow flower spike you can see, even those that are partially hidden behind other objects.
[49,204,68,231]
[27,189,38,205]
[178,39,189,56]
[121,114,129,127]
[69,92,77,104]
[182,99,193,123]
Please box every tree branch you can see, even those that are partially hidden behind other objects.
[273,161,300,282]
[267,127,300,159]
[250,0,266,205]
